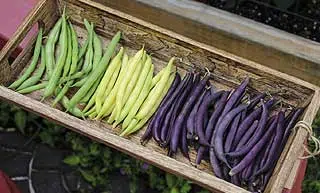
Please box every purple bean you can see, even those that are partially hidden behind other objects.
[187,89,207,140]
[231,174,241,186]
[180,121,190,160]
[152,74,188,143]
[209,146,223,178]
[168,75,194,154]
[214,104,248,167]
[281,108,304,147]
[254,111,285,176]
[140,115,156,145]
[160,104,175,143]
[229,115,278,176]
[233,120,259,151]
[233,99,274,144]
[217,77,249,124]
[247,93,266,112]
[243,161,254,181]
[227,101,270,157]
[224,113,241,153]
[195,90,223,145]
[259,133,275,169]
[141,74,181,145]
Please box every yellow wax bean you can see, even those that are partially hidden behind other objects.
[135,57,174,120]
[120,74,175,136]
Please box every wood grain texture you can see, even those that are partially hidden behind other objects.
[96,0,320,86]
[0,0,319,192]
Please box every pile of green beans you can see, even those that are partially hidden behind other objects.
[8,12,177,136]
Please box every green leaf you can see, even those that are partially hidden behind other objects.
[180,182,191,193]
[272,0,296,10]
[170,187,179,193]
[80,169,96,183]
[166,173,177,188]
[14,110,27,133]
[63,155,80,166]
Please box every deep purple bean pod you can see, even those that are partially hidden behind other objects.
[224,113,241,153]
[229,115,278,176]
[247,93,266,112]
[234,120,259,151]
[214,104,248,167]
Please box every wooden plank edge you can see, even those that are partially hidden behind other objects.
[268,89,320,193]
[0,86,250,193]
[79,0,319,92]
[136,0,320,68]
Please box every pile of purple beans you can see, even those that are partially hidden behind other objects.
[141,72,303,192]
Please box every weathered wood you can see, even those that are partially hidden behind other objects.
[96,0,320,86]
[0,0,319,192]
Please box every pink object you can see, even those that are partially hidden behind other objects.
[0,0,38,49]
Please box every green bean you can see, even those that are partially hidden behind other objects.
[45,18,62,78]
[43,14,68,99]
[71,76,87,87]
[88,111,97,119]
[82,21,94,74]
[17,45,46,91]
[18,82,48,94]
[61,26,72,81]
[52,80,73,107]
[92,31,102,69]
[9,29,43,89]
[109,52,145,123]
[122,65,153,129]
[95,47,124,113]
[80,73,102,103]
[68,22,79,76]
[61,96,84,118]
[114,55,153,125]
[78,37,88,63]
[135,57,174,120]
[114,47,144,121]
[67,31,121,110]
[120,73,175,136]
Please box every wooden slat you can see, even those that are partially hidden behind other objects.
[0,0,319,192]
[96,0,320,86]
[0,86,249,193]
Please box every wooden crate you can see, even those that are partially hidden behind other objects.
[96,0,320,86]
[0,0,319,192]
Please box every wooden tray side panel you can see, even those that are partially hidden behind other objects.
[62,0,313,107]
[0,0,59,85]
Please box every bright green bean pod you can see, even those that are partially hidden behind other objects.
[109,52,145,123]
[17,45,46,91]
[122,65,153,129]
[95,47,123,113]
[80,73,102,103]
[92,32,102,69]
[67,31,121,110]
[71,76,87,87]
[68,22,79,76]
[78,37,88,63]
[61,96,84,118]
[88,111,97,119]
[114,47,144,121]
[18,82,48,94]
[82,92,96,113]
[61,26,72,81]
[45,18,62,78]
[43,14,68,99]
[115,56,153,125]
[9,29,43,89]
[120,73,175,136]
[82,21,94,74]
[135,57,174,120]
[52,80,73,107]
